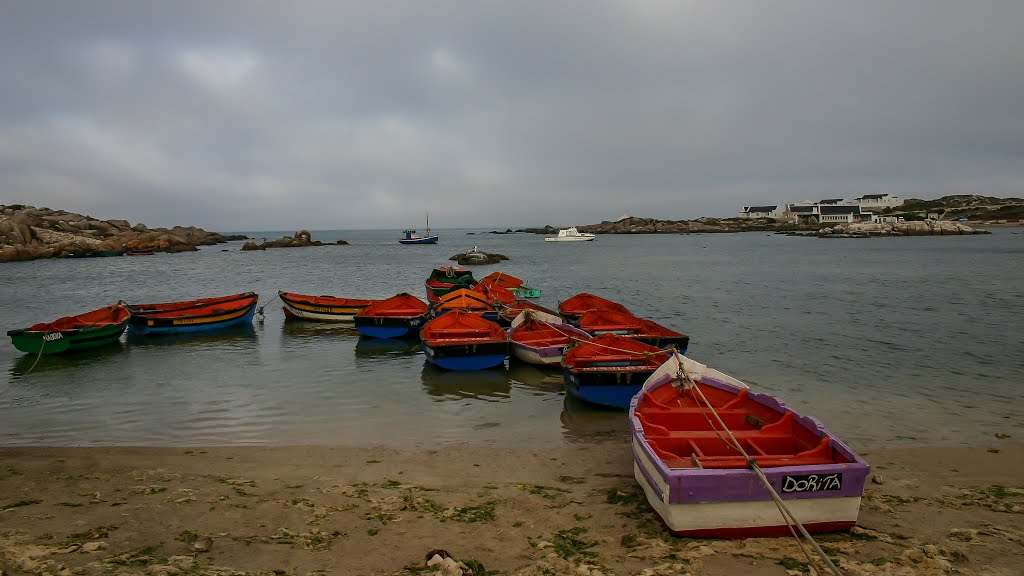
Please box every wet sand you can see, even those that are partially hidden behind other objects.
[1,442,1022,575]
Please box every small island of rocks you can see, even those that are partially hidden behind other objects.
[0,204,247,263]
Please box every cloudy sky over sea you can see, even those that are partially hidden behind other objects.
[2,1,1022,230]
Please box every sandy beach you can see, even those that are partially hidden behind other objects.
[1,441,1022,576]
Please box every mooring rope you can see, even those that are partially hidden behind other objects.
[22,332,53,375]
[255,293,281,321]
[512,311,678,358]
[674,353,844,576]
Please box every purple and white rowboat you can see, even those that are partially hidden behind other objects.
[629,354,871,538]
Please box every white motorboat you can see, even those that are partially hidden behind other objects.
[544,227,595,242]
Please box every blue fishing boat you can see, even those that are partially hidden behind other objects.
[399,213,439,244]
[354,293,430,339]
[420,310,508,370]
[562,334,669,409]
[124,292,258,335]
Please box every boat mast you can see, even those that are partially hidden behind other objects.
[426,212,431,236]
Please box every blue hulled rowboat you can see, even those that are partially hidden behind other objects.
[420,310,508,370]
[562,334,669,409]
[354,293,430,339]
[125,292,258,335]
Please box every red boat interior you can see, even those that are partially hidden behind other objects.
[563,334,668,370]
[28,305,129,332]
[578,309,644,332]
[473,282,516,305]
[634,318,684,338]
[635,381,852,469]
[435,289,496,313]
[132,294,257,319]
[479,272,524,290]
[559,293,632,318]
[421,311,506,344]
[356,293,428,318]
[511,320,589,347]
[281,293,377,307]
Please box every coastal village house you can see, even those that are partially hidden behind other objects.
[740,194,903,224]
[737,205,780,220]
[855,193,903,212]
[783,200,871,225]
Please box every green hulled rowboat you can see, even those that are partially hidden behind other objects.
[7,304,130,354]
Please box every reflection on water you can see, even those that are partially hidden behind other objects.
[125,325,258,349]
[280,321,359,340]
[507,362,566,396]
[9,342,127,378]
[354,337,422,360]
[420,362,512,402]
[560,393,631,443]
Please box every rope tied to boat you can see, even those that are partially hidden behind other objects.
[255,292,281,322]
[23,331,56,375]
[513,312,680,358]
[674,354,845,576]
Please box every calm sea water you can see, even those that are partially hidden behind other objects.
[1,228,1022,449]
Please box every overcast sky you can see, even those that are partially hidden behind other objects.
[1,2,1022,231]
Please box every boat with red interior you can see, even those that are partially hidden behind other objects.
[472,281,517,307]
[354,293,429,339]
[433,288,499,321]
[279,291,378,322]
[424,265,477,303]
[561,333,669,409]
[508,310,591,366]
[124,292,258,335]
[558,292,631,324]
[630,353,870,538]
[479,271,541,299]
[577,309,689,352]
[8,304,130,354]
[420,310,508,370]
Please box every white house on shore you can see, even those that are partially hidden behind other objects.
[737,205,780,220]
[784,201,871,224]
[856,193,903,211]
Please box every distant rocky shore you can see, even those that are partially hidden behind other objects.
[516,216,990,237]
[0,205,247,263]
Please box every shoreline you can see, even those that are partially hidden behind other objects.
[3,442,1022,575]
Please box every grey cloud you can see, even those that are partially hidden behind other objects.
[1,1,1022,230]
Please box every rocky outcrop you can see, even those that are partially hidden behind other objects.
[0,204,249,262]
[241,230,346,250]
[817,220,991,238]
[449,248,509,265]
[574,217,800,235]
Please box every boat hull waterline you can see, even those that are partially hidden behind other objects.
[279,291,377,322]
[126,293,259,335]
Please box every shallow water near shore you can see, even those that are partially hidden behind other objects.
[1,228,1022,448]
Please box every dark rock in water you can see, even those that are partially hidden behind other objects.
[488,228,515,234]
[336,240,349,245]
[242,230,325,250]
[449,248,509,265]
[516,225,558,234]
